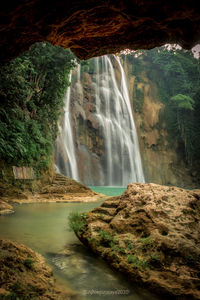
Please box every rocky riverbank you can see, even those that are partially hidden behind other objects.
[0,238,78,299]
[74,183,200,299]
[0,202,14,216]
[0,173,106,214]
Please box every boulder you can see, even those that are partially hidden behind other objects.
[77,183,200,299]
[0,238,77,299]
[0,201,14,215]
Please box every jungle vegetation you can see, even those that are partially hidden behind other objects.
[125,47,200,169]
[0,42,77,175]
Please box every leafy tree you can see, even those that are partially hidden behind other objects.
[0,42,77,176]
[170,94,194,111]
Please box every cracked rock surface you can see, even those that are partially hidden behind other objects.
[77,183,200,299]
[1,1,200,63]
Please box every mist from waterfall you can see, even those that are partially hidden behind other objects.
[55,55,145,186]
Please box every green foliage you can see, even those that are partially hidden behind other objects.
[97,213,105,220]
[98,230,118,247]
[4,281,37,299]
[80,58,96,74]
[24,256,35,269]
[127,254,135,264]
[125,239,134,250]
[127,254,149,269]
[0,42,77,175]
[138,235,153,249]
[2,294,20,300]
[68,212,87,234]
[150,253,161,262]
[88,236,100,246]
[114,245,126,254]
[98,230,113,243]
[134,83,144,113]
[101,249,109,258]
[80,60,90,74]
[170,94,194,111]
[127,47,200,167]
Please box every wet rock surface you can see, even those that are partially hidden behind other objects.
[1,1,200,63]
[0,173,105,205]
[77,183,200,299]
[0,202,14,215]
[0,238,78,299]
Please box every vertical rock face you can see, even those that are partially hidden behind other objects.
[55,51,198,188]
[123,56,198,187]
[59,68,105,185]
[55,56,144,186]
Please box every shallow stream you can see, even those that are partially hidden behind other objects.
[0,187,160,300]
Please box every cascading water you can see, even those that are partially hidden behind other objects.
[55,55,145,186]
[54,72,79,181]
[93,55,144,185]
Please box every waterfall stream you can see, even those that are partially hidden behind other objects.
[55,55,145,186]
[54,72,79,181]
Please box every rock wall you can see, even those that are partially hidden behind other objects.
[123,57,196,187]
[56,54,197,187]
[61,57,144,186]
[0,159,54,192]
[1,1,200,63]
[70,71,105,185]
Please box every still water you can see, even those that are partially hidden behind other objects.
[0,189,160,300]
[89,186,126,196]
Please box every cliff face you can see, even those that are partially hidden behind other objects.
[123,57,197,187]
[63,56,197,187]
[70,71,105,185]
[57,56,145,186]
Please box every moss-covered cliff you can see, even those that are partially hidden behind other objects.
[123,48,200,187]
[0,42,76,190]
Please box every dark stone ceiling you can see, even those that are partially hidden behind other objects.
[1,0,200,63]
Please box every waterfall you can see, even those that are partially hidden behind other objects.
[115,56,145,184]
[92,56,144,185]
[54,72,79,181]
[55,55,145,186]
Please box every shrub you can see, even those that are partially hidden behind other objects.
[125,239,133,250]
[139,235,153,250]
[127,254,149,269]
[0,42,77,175]
[98,230,118,247]
[115,246,126,254]
[24,256,35,269]
[68,212,87,235]
[88,236,100,246]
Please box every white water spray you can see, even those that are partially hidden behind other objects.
[55,72,79,181]
[55,55,145,186]
[92,55,144,185]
